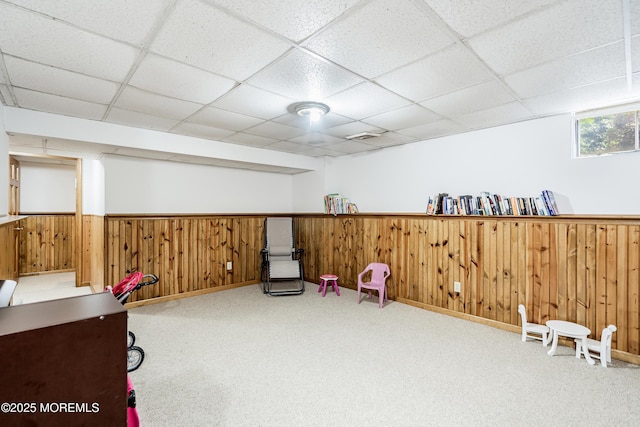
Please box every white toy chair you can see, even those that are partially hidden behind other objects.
[518,304,550,345]
[575,324,617,367]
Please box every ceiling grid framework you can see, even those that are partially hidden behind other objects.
[0,0,639,172]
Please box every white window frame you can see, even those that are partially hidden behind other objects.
[573,102,640,158]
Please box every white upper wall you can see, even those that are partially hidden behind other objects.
[102,155,294,214]
[20,162,76,213]
[291,166,326,213]
[7,112,640,216]
[82,159,105,215]
[0,103,8,216]
[320,114,640,215]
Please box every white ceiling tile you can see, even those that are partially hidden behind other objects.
[4,56,119,104]
[265,140,307,154]
[150,0,291,80]
[356,131,415,148]
[172,122,235,140]
[0,3,138,81]
[455,102,535,129]
[363,105,440,130]
[324,82,410,120]
[397,119,469,140]
[248,49,363,100]
[287,132,344,146]
[114,86,204,120]
[296,146,345,157]
[105,107,180,132]
[324,140,380,154]
[207,0,361,42]
[14,87,106,120]
[0,85,16,106]
[4,0,174,46]
[129,54,237,105]
[244,121,305,140]
[305,0,454,78]
[0,0,635,165]
[273,111,352,130]
[522,76,640,116]
[324,121,385,138]
[505,42,627,99]
[420,81,516,118]
[468,0,624,75]
[377,44,493,101]
[222,133,279,148]
[188,107,263,131]
[424,0,560,38]
[211,85,294,120]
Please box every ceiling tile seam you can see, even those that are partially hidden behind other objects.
[102,0,179,121]
[411,0,539,116]
[0,86,9,106]
[165,82,244,133]
[198,0,305,47]
[147,4,307,86]
[294,3,459,83]
[286,0,377,45]
[623,0,633,91]
[409,77,495,106]
[499,39,628,81]
[285,45,372,92]
[457,0,572,41]
[1,52,128,87]
[0,51,17,105]
[0,0,151,50]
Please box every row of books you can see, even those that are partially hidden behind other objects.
[426,190,559,216]
[324,193,359,215]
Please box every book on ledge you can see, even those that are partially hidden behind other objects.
[542,190,559,215]
[424,190,560,216]
[324,193,358,215]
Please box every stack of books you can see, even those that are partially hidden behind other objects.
[426,190,559,216]
[324,193,359,215]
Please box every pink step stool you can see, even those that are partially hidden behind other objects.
[318,274,340,297]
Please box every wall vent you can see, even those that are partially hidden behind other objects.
[345,131,383,141]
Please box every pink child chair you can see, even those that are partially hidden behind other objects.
[357,262,391,309]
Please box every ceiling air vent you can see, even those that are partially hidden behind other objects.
[345,131,384,141]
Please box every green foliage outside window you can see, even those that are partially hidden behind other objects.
[577,110,638,156]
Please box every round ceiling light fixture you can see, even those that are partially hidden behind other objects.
[292,102,330,124]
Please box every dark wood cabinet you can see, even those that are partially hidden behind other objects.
[0,292,127,425]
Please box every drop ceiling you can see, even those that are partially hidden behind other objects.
[1,0,639,171]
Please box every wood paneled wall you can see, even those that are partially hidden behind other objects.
[19,214,75,274]
[0,221,19,280]
[104,216,265,302]
[294,215,640,358]
[101,214,640,360]
[80,215,104,290]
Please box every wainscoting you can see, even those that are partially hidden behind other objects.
[104,216,265,302]
[18,214,75,274]
[295,215,640,362]
[99,214,640,362]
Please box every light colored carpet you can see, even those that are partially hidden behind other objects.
[12,272,92,305]
[127,283,640,427]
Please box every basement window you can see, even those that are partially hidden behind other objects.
[575,104,640,157]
